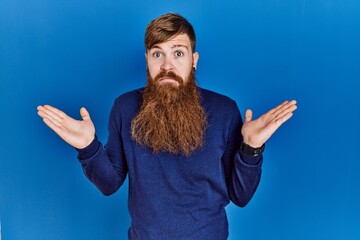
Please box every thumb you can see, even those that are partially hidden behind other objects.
[80,107,91,121]
[244,109,253,122]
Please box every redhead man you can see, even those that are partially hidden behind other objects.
[38,13,297,240]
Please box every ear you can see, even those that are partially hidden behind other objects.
[192,52,199,70]
[145,52,149,69]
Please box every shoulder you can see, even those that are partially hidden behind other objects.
[110,88,143,116]
[199,88,239,112]
[199,88,243,138]
[114,88,143,105]
[113,88,143,109]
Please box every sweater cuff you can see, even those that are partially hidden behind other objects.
[76,136,100,160]
[239,149,263,165]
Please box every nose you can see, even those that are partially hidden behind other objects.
[160,56,174,71]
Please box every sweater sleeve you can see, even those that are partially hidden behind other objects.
[223,102,263,207]
[76,101,128,196]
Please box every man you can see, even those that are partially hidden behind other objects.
[37,13,297,239]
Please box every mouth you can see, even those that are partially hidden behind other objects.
[159,77,176,82]
[153,71,183,86]
[158,77,180,85]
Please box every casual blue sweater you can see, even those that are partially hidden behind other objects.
[77,88,263,240]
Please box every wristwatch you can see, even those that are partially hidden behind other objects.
[240,142,265,156]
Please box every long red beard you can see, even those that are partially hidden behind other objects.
[131,69,208,156]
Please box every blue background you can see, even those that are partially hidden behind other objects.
[1,0,359,239]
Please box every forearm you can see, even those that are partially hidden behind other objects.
[228,151,263,207]
[77,138,127,196]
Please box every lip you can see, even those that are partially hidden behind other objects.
[159,78,177,83]
[158,78,180,86]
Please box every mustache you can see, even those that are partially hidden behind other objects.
[154,71,183,84]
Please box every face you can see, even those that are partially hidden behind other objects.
[146,34,199,87]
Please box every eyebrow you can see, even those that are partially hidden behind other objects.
[150,44,189,51]
[171,44,188,50]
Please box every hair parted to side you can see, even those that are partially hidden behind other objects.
[145,13,196,52]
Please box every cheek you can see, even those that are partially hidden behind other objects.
[178,60,193,76]
[147,62,160,78]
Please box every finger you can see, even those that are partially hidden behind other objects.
[272,104,297,122]
[274,112,294,126]
[271,100,297,116]
[38,111,63,128]
[42,117,66,136]
[80,107,91,121]
[268,101,289,115]
[38,105,64,123]
[37,106,49,116]
[244,109,253,122]
[43,105,68,119]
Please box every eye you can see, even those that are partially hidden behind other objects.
[153,52,162,58]
[175,51,184,57]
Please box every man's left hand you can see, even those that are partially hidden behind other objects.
[241,100,297,148]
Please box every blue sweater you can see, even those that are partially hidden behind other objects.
[77,88,263,240]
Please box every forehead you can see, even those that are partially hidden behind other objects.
[150,34,192,51]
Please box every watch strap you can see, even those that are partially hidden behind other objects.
[240,142,265,156]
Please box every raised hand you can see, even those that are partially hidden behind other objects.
[241,100,297,148]
[37,105,95,149]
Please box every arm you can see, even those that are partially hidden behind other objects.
[225,100,297,207]
[223,104,263,207]
[77,103,128,195]
[37,103,127,195]
[227,153,263,207]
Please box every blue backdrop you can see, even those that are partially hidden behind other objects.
[1,0,359,239]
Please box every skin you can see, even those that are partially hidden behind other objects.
[37,105,95,149]
[242,100,297,147]
[37,33,297,149]
[146,34,199,86]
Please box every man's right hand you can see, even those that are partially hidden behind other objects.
[37,105,96,149]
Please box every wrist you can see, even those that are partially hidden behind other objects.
[240,142,265,156]
[76,135,100,160]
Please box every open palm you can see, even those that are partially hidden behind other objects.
[241,100,297,148]
[37,105,95,149]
